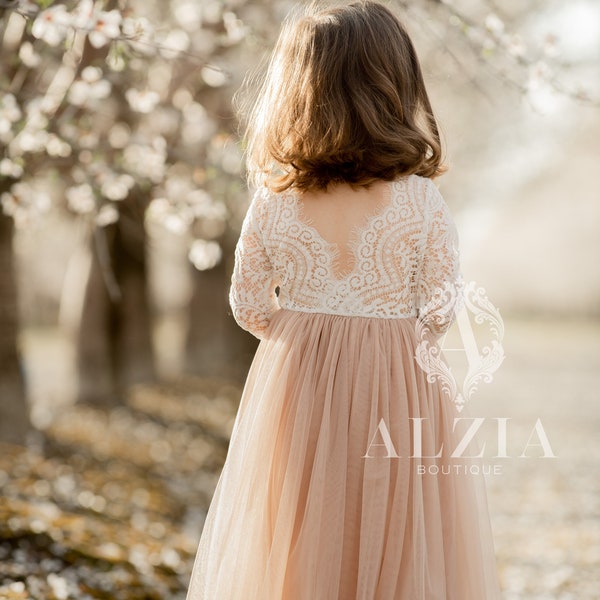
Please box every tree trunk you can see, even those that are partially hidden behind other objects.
[0,213,30,444]
[186,238,259,383]
[76,205,155,405]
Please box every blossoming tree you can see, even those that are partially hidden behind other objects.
[0,0,254,436]
[0,0,594,441]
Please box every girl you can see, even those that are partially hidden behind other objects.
[187,2,501,598]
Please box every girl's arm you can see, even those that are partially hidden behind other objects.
[228,190,280,339]
[416,179,461,336]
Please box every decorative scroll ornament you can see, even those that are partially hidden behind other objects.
[415,277,505,412]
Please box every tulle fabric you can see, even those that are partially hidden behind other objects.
[186,309,501,599]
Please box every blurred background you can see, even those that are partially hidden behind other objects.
[0,0,598,598]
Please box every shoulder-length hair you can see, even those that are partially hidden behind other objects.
[239,1,446,192]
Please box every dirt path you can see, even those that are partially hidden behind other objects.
[475,318,600,599]
[2,318,598,598]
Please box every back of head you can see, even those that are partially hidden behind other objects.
[243,1,445,192]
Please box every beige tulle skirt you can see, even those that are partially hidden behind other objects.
[186,309,502,599]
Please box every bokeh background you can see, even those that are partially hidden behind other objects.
[0,0,599,598]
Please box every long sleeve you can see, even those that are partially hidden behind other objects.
[416,179,461,336]
[228,189,280,339]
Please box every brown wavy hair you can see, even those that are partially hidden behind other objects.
[240,1,446,192]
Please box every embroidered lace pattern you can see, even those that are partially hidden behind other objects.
[229,174,460,338]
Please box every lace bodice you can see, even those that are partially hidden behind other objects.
[229,174,460,339]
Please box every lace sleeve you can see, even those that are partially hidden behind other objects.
[228,189,280,339]
[416,179,461,335]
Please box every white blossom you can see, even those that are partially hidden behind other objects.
[527,61,552,91]
[147,198,190,235]
[1,182,51,228]
[0,94,22,122]
[223,12,246,45]
[188,239,222,270]
[484,13,505,36]
[100,173,135,200]
[96,204,120,227]
[123,137,167,183]
[88,10,122,49]
[182,102,216,145]
[173,1,203,32]
[0,158,24,178]
[18,41,41,68]
[69,67,112,104]
[202,2,222,25]
[66,183,96,214]
[10,128,49,155]
[108,123,131,149]
[158,29,190,59]
[164,175,194,200]
[81,66,102,83]
[31,5,72,47]
[526,61,560,113]
[47,574,69,600]
[46,134,72,158]
[200,66,228,88]
[68,71,112,107]
[0,94,22,139]
[24,98,49,126]
[122,17,155,55]
[186,189,227,222]
[72,0,123,48]
[147,197,170,218]
[71,0,95,29]
[209,136,242,175]
[505,34,527,58]
[125,89,161,113]
[543,34,560,58]
[165,213,191,234]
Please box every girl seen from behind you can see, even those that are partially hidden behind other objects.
[186,2,502,598]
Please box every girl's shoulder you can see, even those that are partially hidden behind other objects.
[392,174,453,226]
[250,184,300,216]
[392,172,438,204]
[409,173,447,202]
[246,185,292,232]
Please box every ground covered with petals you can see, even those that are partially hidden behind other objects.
[0,378,237,600]
[1,319,599,598]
